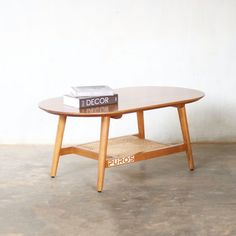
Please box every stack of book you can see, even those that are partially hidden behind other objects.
[63,85,118,108]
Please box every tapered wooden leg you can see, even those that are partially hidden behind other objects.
[50,115,67,177]
[137,111,145,139]
[97,116,110,192]
[177,106,195,171]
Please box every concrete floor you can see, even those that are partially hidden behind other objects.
[0,144,236,236]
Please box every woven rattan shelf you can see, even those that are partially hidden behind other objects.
[79,135,167,167]
[60,135,186,168]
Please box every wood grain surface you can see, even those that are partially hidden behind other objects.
[39,86,204,117]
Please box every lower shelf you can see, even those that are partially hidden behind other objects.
[76,135,186,168]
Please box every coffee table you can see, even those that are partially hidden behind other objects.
[39,86,204,192]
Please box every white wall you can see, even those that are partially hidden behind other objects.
[0,0,235,144]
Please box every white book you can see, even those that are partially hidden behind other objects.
[71,85,114,97]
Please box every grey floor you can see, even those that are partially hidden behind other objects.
[0,144,236,236]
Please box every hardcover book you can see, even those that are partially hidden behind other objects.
[63,94,118,108]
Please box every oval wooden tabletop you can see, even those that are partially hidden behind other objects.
[39,86,204,117]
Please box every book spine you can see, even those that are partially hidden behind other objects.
[79,94,118,108]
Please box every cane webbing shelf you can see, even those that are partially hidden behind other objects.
[78,135,185,168]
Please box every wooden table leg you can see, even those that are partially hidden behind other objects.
[97,116,110,192]
[177,105,195,171]
[50,115,67,177]
[137,111,145,139]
